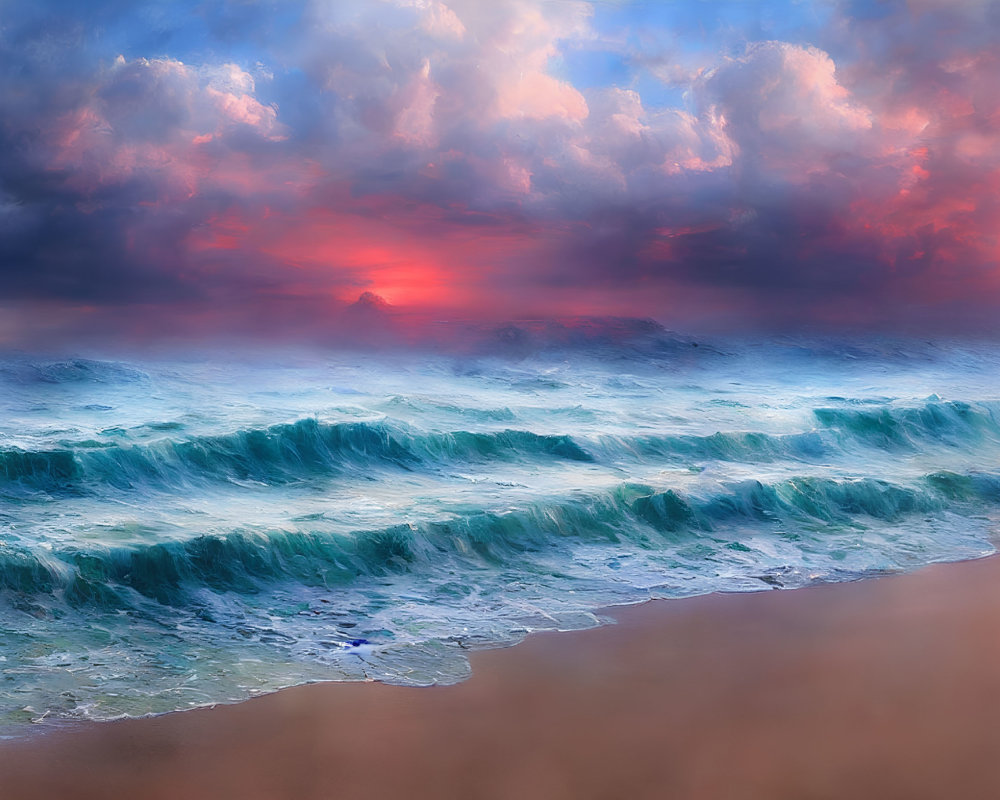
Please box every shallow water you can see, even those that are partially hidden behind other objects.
[1,338,999,733]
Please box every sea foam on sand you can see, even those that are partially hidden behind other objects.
[2,554,1000,799]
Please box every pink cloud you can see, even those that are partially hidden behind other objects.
[8,0,1000,340]
[698,42,874,174]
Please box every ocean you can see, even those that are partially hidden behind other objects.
[1,335,998,734]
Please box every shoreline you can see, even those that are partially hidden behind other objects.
[5,555,1000,797]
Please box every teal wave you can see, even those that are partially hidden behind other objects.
[3,470,994,612]
[6,401,1000,495]
[0,420,594,493]
[814,400,1000,449]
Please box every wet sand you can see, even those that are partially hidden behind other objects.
[5,556,1000,799]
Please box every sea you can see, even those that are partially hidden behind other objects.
[1,332,999,734]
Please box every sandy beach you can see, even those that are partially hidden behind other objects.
[2,555,1000,799]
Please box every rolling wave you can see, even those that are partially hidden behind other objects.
[0,358,149,385]
[814,400,1000,448]
[0,420,594,493]
[4,470,994,613]
[5,399,1000,495]
[2,347,1000,729]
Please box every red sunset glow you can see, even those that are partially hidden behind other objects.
[0,0,997,343]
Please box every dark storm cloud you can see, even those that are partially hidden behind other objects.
[0,3,297,307]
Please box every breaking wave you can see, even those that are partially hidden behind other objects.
[3,345,1000,731]
[3,470,996,614]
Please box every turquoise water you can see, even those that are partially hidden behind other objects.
[1,338,999,733]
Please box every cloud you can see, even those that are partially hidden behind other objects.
[1,0,999,341]
[697,42,873,174]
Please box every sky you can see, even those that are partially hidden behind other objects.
[1,0,999,344]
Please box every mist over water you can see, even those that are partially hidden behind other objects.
[1,338,999,733]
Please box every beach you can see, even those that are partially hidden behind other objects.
[3,554,1000,799]
[2,0,997,794]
